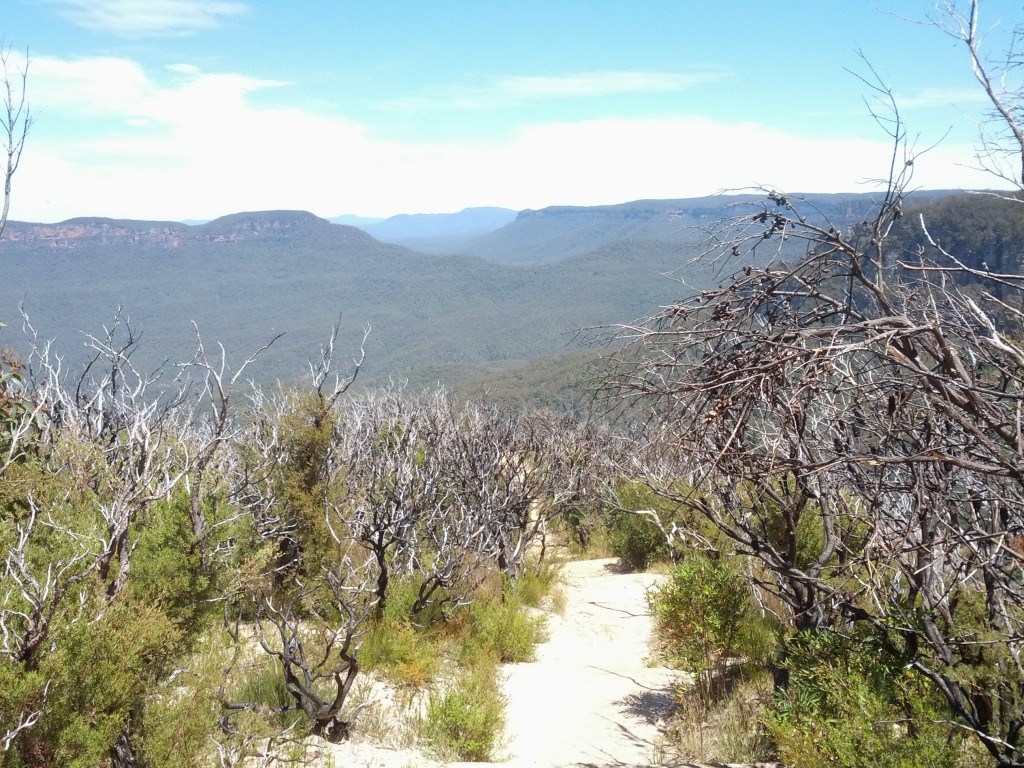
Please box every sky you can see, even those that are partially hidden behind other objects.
[2,0,1022,223]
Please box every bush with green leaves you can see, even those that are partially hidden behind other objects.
[603,481,678,569]
[766,630,975,768]
[463,577,546,665]
[422,661,506,762]
[648,553,778,694]
[607,510,667,571]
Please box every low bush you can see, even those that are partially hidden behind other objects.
[557,503,612,556]
[607,480,699,570]
[234,657,306,731]
[515,558,564,612]
[647,552,779,763]
[462,578,546,665]
[660,671,773,764]
[648,554,778,691]
[358,617,441,687]
[607,510,668,570]
[766,631,972,768]
[422,661,506,761]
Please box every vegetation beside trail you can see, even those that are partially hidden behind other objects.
[0,334,603,766]
[8,1,1024,763]
[5,193,1024,766]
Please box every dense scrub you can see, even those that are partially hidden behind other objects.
[609,144,1024,768]
[0,329,606,767]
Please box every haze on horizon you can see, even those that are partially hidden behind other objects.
[3,0,1020,224]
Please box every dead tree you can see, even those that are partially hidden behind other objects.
[612,7,1024,762]
[0,44,30,240]
[249,555,375,743]
[335,388,448,616]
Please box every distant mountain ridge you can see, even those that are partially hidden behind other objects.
[328,214,386,227]
[360,206,515,238]
[2,210,355,250]
[456,192,959,264]
[3,193,960,258]
[352,206,518,252]
[0,202,693,388]
[0,191,982,397]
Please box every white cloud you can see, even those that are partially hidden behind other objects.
[380,69,725,111]
[897,86,990,110]
[30,55,284,124]
[42,0,248,36]
[10,55,1000,224]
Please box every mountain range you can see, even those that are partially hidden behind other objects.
[0,190,976,405]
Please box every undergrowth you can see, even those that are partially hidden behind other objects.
[421,660,507,761]
[355,560,560,760]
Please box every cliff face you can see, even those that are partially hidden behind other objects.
[2,219,189,249]
[0,211,347,251]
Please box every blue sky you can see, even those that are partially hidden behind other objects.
[3,0,1020,222]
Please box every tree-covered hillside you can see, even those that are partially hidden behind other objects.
[451,192,955,265]
[892,192,1024,283]
[0,210,693,389]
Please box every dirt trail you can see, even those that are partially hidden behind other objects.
[334,558,681,768]
[489,557,680,767]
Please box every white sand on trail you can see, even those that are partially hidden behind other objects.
[332,557,683,768]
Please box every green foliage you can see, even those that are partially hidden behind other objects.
[422,661,506,762]
[607,510,667,571]
[608,481,674,569]
[556,502,613,557]
[234,658,306,731]
[606,481,710,571]
[648,554,752,670]
[662,671,774,764]
[438,349,611,416]
[0,349,41,456]
[360,617,441,687]
[892,193,1024,297]
[271,390,344,579]
[462,578,546,665]
[515,559,563,611]
[125,493,214,639]
[766,631,967,768]
[24,602,183,768]
[133,642,226,768]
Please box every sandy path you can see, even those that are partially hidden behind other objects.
[488,558,678,767]
[334,558,680,768]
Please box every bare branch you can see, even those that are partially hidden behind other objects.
[0,44,31,240]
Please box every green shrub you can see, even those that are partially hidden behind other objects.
[661,671,774,764]
[235,658,305,731]
[766,631,968,768]
[135,645,225,768]
[422,662,505,761]
[607,510,667,570]
[25,601,184,768]
[462,581,545,664]
[360,616,440,686]
[608,481,690,570]
[515,558,563,610]
[126,493,215,639]
[557,503,610,556]
[648,554,764,679]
